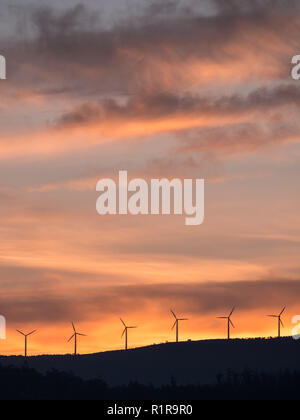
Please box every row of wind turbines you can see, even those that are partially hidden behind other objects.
[217,306,286,340]
[15,306,287,358]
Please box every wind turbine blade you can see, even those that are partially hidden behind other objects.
[229,307,235,317]
[171,321,177,330]
[229,319,235,328]
[280,319,284,328]
[77,333,87,337]
[170,310,177,319]
[121,328,126,338]
[128,326,137,329]
[68,334,75,342]
[16,330,25,336]
[267,315,278,318]
[27,330,37,336]
[120,318,126,327]
[280,307,286,316]
[72,322,76,333]
[217,317,227,319]
[179,319,188,321]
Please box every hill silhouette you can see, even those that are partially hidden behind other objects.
[1,337,299,386]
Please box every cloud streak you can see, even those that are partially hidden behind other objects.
[1,0,299,160]
[1,275,300,323]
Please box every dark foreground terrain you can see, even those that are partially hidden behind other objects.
[1,337,300,387]
[0,364,300,400]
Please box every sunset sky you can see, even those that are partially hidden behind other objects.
[1,0,300,356]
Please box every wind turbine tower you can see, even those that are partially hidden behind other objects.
[120,319,137,351]
[268,307,286,338]
[68,322,87,356]
[16,329,37,358]
[217,307,236,340]
[171,310,188,343]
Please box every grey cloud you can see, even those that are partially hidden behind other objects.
[55,85,300,128]
[120,279,300,314]
[213,0,300,15]
[1,275,300,323]
[177,121,300,155]
[2,1,299,98]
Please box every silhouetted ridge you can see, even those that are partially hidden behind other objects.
[1,337,299,387]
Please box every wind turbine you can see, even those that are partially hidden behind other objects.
[16,329,37,358]
[68,322,87,356]
[120,319,137,351]
[171,310,188,343]
[217,307,236,340]
[268,307,286,338]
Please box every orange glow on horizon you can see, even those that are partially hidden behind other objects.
[1,309,296,357]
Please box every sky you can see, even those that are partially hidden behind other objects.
[0,0,300,355]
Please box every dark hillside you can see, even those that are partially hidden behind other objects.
[1,337,299,386]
